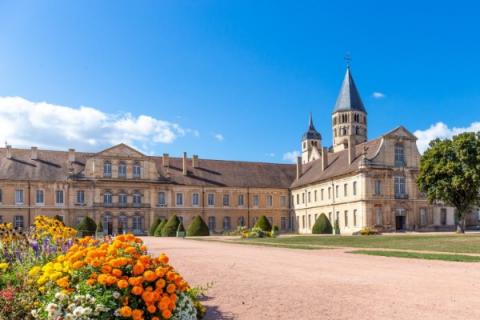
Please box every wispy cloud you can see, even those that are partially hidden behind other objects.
[282,150,300,163]
[214,133,224,142]
[372,92,386,99]
[414,121,480,153]
[0,96,196,152]
[265,152,275,157]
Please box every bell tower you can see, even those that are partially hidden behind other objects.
[332,66,367,152]
[301,113,322,164]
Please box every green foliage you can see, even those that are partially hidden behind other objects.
[334,219,340,235]
[177,222,185,232]
[149,218,162,236]
[254,216,272,232]
[96,221,103,233]
[359,227,380,236]
[312,214,333,234]
[186,216,210,237]
[161,215,181,237]
[417,132,480,232]
[242,227,270,238]
[154,219,166,237]
[76,217,97,236]
[53,215,64,225]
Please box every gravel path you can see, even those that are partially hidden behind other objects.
[143,237,480,320]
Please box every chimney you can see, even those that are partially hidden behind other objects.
[182,152,187,175]
[6,145,12,159]
[31,146,38,160]
[348,135,356,164]
[192,154,198,168]
[321,147,328,171]
[296,156,302,180]
[68,148,75,162]
[162,153,170,167]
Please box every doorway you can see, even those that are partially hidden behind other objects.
[395,208,406,231]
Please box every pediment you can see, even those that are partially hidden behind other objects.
[383,126,417,141]
[95,143,145,158]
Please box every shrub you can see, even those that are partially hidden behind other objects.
[254,216,272,232]
[243,227,269,238]
[161,215,181,237]
[177,222,185,232]
[271,225,279,237]
[312,214,333,234]
[76,217,97,236]
[149,218,162,236]
[334,219,340,235]
[154,219,166,237]
[359,227,380,235]
[186,216,210,237]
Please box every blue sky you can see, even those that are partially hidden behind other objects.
[0,1,479,162]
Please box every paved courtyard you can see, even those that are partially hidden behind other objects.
[143,237,480,320]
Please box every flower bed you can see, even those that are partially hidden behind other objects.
[0,216,205,320]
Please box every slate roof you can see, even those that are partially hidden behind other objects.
[332,67,367,113]
[302,113,322,140]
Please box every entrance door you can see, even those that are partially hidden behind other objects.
[395,216,405,231]
[103,215,113,235]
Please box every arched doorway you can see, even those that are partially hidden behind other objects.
[103,213,113,235]
[118,214,128,234]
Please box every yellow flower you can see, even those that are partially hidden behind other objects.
[0,262,9,270]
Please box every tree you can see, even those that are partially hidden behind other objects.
[186,216,210,236]
[312,214,333,234]
[417,132,480,233]
[76,217,97,236]
[154,219,166,237]
[149,218,162,236]
[254,216,272,232]
[161,215,181,237]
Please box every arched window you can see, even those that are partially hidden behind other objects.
[118,192,127,207]
[118,161,127,178]
[103,161,112,177]
[103,191,112,206]
[133,191,142,207]
[103,213,112,234]
[118,214,128,234]
[133,161,141,178]
[394,143,405,167]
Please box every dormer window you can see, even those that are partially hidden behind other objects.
[118,161,127,178]
[103,161,112,177]
[394,143,405,167]
[133,162,141,178]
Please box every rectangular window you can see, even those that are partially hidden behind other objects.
[280,196,287,208]
[14,215,24,229]
[103,192,112,205]
[281,217,287,231]
[158,192,166,206]
[314,213,318,221]
[375,207,383,225]
[353,209,357,226]
[394,176,406,197]
[133,163,141,178]
[344,184,348,197]
[76,191,85,204]
[344,210,348,227]
[374,180,381,195]
[103,162,112,177]
[192,193,200,206]
[296,194,299,205]
[0,189,2,203]
[223,216,231,231]
[253,195,259,207]
[353,182,357,196]
[238,194,244,207]
[420,208,427,226]
[207,193,215,206]
[314,190,317,202]
[440,208,447,226]
[119,193,127,206]
[328,212,332,222]
[223,194,230,207]
[15,189,24,204]
[321,189,324,201]
[55,190,64,205]
[302,193,305,204]
[308,214,311,228]
[208,216,216,232]
[328,187,331,199]
[267,195,273,207]
[176,193,183,206]
[395,144,405,167]
[118,163,127,177]
[307,192,311,203]
[302,215,306,228]
[36,190,44,204]
[335,185,339,198]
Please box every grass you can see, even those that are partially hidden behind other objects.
[226,234,480,254]
[349,250,480,262]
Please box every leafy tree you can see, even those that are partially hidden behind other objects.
[254,215,272,232]
[149,218,162,236]
[312,214,333,234]
[186,216,210,236]
[76,217,97,236]
[161,215,181,237]
[154,219,166,237]
[417,132,480,233]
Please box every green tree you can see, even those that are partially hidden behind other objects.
[161,215,181,237]
[312,214,333,234]
[417,132,480,233]
[149,218,162,236]
[186,216,210,236]
[154,219,166,237]
[254,215,272,232]
[76,217,97,236]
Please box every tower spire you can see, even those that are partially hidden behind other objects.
[332,66,366,113]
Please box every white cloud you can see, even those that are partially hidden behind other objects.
[214,133,224,142]
[282,150,300,163]
[0,96,195,152]
[265,152,275,157]
[414,121,480,153]
[372,92,386,99]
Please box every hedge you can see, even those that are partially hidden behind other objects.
[254,215,272,232]
[312,213,333,234]
[186,216,210,237]
[161,215,181,237]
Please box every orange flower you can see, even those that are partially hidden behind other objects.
[162,309,172,319]
[131,309,143,319]
[166,284,176,294]
[133,263,145,276]
[117,279,129,289]
[131,286,144,296]
[112,268,123,277]
[155,267,167,277]
[155,278,166,289]
[119,306,132,317]
[147,304,156,313]
[158,254,169,264]
[143,270,157,282]
[101,264,112,274]
[86,279,96,286]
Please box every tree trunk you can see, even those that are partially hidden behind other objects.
[456,213,466,233]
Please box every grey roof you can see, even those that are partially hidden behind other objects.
[302,113,322,140]
[332,67,366,114]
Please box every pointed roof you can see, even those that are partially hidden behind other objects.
[332,67,366,114]
[302,113,322,140]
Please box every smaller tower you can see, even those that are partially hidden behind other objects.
[301,113,322,164]
[332,66,367,152]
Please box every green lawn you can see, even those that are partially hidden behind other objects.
[227,234,480,254]
[349,250,480,262]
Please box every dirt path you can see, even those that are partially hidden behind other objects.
[143,237,480,320]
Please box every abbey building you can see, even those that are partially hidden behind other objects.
[0,67,476,234]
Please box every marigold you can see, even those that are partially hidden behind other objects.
[143,270,157,282]
[119,306,132,317]
[131,309,143,319]
[162,309,172,319]
[147,304,156,313]
[117,279,129,289]
[112,268,123,277]
[166,284,176,294]
[131,285,144,296]
[133,263,145,276]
